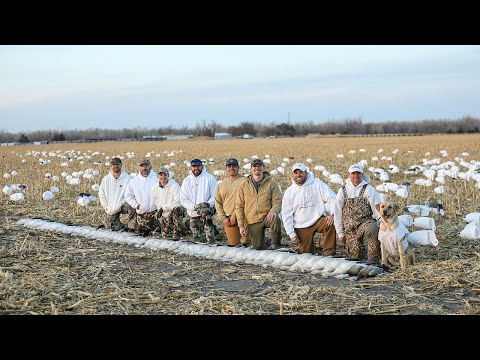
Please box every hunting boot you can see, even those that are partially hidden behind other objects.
[268,234,281,250]
[161,218,169,238]
[205,217,216,244]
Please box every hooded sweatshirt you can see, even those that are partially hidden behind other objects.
[151,178,182,217]
[98,169,132,215]
[180,168,217,217]
[124,170,158,214]
[281,172,336,239]
[334,174,382,238]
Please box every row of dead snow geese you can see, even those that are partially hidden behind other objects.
[17,218,386,280]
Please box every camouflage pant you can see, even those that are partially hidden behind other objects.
[135,210,157,236]
[190,214,217,244]
[157,206,188,239]
[345,220,380,261]
[105,202,136,231]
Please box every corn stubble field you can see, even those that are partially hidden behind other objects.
[1,134,479,315]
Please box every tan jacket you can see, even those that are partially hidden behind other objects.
[215,175,246,222]
[235,173,282,227]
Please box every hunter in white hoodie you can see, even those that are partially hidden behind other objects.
[98,157,135,231]
[124,158,158,235]
[281,163,337,255]
[180,159,218,243]
[151,166,187,239]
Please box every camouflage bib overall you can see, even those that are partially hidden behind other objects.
[342,184,379,260]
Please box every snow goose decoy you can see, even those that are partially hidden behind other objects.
[407,230,439,250]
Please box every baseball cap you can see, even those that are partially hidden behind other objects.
[292,163,307,172]
[110,157,122,165]
[157,166,169,175]
[348,164,364,173]
[225,158,239,166]
[251,159,264,167]
[138,158,151,166]
[191,159,203,166]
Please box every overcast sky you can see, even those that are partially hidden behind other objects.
[1,45,479,133]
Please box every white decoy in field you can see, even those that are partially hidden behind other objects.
[404,201,444,217]
[9,192,24,201]
[403,204,430,216]
[11,184,27,192]
[3,186,13,195]
[425,201,445,216]
[42,191,54,201]
[388,165,400,174]
[464,212,480,223]
[385,182,399,192]
[68,178,81,185]
[395,187,409,199]
[398,214,414,227]
[407,230,439,250]
[459,221,480,240]
[413,216,436,231]
[404,165,423,175]
[77,192,97,206]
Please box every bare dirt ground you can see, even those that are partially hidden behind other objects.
[1,211,479,315]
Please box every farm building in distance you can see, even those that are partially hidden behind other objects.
[214,132,233,140]
[165,135,194,140]
[142,135,167,141]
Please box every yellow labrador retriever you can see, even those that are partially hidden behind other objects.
[376,200,415,272]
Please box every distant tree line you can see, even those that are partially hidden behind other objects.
[1,116,479,143]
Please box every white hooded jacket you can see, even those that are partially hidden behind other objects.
[180,168,217,217]
[151,178,182,218]
[334,174,382,238]
[98,169,132,215]
[282,172,336,239]
[124,170,158,214]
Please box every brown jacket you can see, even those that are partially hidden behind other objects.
[215,175,246,222]
[235,173,282,227]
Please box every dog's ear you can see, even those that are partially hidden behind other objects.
[375,203,381,214]
[393,203,400,215]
